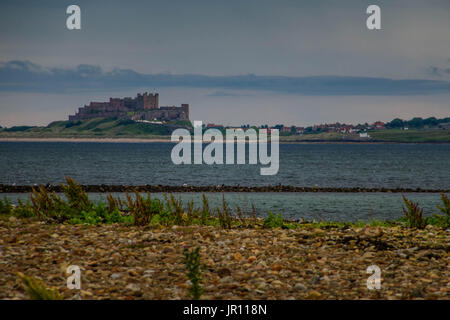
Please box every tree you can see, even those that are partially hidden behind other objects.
[387,118,404,128]
[423,117,438,127]
[407,117,424,128]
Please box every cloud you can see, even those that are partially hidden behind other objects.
[206,91,251,97]
[429,66,443,77]
[1,60,450,96]
[428,65,450,78]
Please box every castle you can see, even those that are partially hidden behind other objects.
[68,92,189,122]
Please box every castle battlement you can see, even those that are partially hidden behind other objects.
[69,92,189,122]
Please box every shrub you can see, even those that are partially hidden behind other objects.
[30,186,66,219]
[165,194,185,225]
[183,247,203,300]
[13,199,34,218]
[263,211,284,228]
[106,193,123,213]
[68,203,130,225]
[428,193,450,228]
[127,192,164,226]
[62,177,93,213]
[17,272,62,300]
[0,196,13,214]
[402,196,426,229]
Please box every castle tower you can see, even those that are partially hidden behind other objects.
[181,104,189,119]
[143,93,159,109]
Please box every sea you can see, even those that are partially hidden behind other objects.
[1,141,449,222]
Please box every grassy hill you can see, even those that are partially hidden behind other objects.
[368,129,450,143]
[0,118,192,139]
[279,129,450,143]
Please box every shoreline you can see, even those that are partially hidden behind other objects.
[0,137,449,144]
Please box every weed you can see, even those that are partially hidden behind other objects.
[402,195,426,229]
[216,194,232,229]
[428,193,450,228]
[183,247,203,300]
[126,191,161,226]
[263,211,284,228]
[14,199,34,218]
[106,193,123,213]
[17,272,62,300]
[168,194,185,225]
[30,186,65,219]
[437,193,450,215]
[200,194,210,225]
[0,196,13,214]
[61,176,93,213]
[251,203,257,226]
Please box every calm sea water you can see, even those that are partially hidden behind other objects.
[1,141,449,221]
[0,142,449,188]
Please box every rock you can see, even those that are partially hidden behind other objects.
[233,252,242,262]
[219,276,233,284]
[1,218,448,300]
[294,283,307,291]
[271,263,282,271]
[217,268,231,277]
[125,283,141,292]
[81,290,93,297]
[110,272,123,280]
[307,290,322,299]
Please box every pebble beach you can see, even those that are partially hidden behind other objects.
[1,217,448,300]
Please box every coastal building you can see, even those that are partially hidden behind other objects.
[68,92,189,122]
[359,132,370,138]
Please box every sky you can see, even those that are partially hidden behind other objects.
[0,0,449,127]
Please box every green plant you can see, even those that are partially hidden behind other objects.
[0,196,13,214]
[437,193,450,215]
[402,196,426,229]
[106,193,123,213]
[263,211,284,228]
[17,272,62,300]
[200,194,211,225]
[61,176,93,213]
[216,194,232,229]
[251,203,257,226]
[13,199,34,218]
[30,186,66,219]
[67,203,130,225]
[127,191,165,226]
[183,247,203,300]
[186,199,198,225]
[165,194,185,225]
[427,193,450,228]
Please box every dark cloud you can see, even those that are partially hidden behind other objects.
[428,65,450,78]
[1,60,450,96]
[428,66,443,77]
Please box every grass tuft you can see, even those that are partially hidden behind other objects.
[17,272,62,300]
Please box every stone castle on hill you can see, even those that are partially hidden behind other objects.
[68,92,189,122]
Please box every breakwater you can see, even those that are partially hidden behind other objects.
[0,184,448,193]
